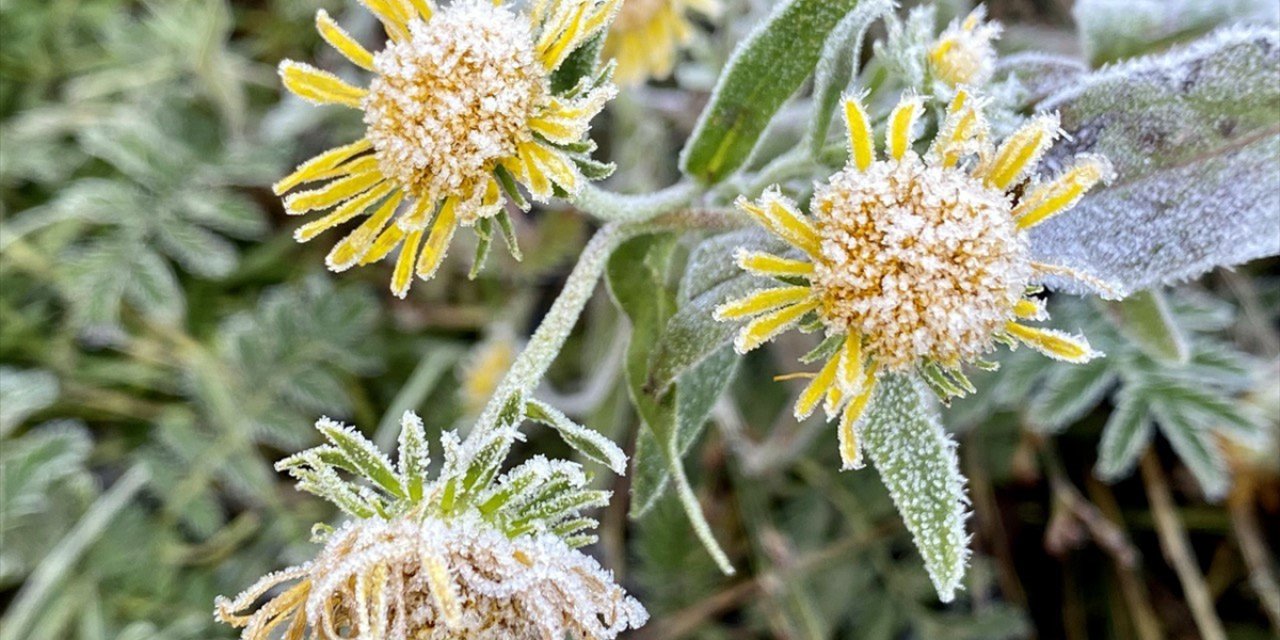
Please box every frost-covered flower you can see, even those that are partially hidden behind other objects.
[215,411,645,639]
[716,91,1113,469]
[928,6,1002,88]
[603,0,718,86]
[276,0,620,297]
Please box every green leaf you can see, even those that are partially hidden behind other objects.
[1150,400,1229,500]
[1031,27,1280,298]
[805,0,892,156]
[606,235,736,574]
[680,0,866,183]
[550,32,604,95]
[0,368,60,437]
[525,398,628,475]
[647,275,757,395]
[1026,359,1117,434]
[1095,389,1153,482]
[315,418,407,500]
[1073,0,1276,67]
[862,374,970,603]
[1103,290,1189,362]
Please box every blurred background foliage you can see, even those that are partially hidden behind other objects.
[0,0,1277,638]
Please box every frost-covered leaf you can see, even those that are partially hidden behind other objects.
[1094,389,1153,481]
[1150,400,1229,500]
[805,0,892,156]
[0,368,59,437]
[525,398,627,475]
[995,53,1087,108]
[862,375,970,603]
[1,422,92,522]
[1103,290,1189,362]
[1073,0,1277,66]
[315,417,406,500]
[1032,27,1280,297]
[680,0,866,183]
[1026,359,1117,434]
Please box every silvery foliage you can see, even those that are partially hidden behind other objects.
[1031,26,1280,298]
[1073,0,1279,66]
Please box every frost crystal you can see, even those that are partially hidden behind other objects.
[214,514,647,640]
[1031,26,1280,297]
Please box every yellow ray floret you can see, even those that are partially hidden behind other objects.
[295,182,397,242]
[1013,297,1047,321]
[274,139,373,195]
[735,299,820,353]
[981,113,1061,190]
[842,95,876,171]
[327,191,405,271]
[836,336,864,395]
[735,192,821,259]
[278,61,366,108]
[795,353,840,420]
[1014,155,1114,229]
[417,198,460,281]
[929,90,986,168]
[735,250,814,277]
[316,10,375,70]
[1005,322,1098,363]
[715,286,812,320]
[886,96,924,160]
[837,364,878,470]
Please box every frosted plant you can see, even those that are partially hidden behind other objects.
[717,89,1113,470]
[603,0,720,86]
[274,0,619,297]
[928,6,1001,89]
[214,411,644,639]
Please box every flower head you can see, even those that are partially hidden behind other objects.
[604,0,719,86]
[215,411,645,639]
[928,6,1002,88]
[276,0,620,297]
[716,90,1112,469]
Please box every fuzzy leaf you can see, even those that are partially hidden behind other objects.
[525,398,628,475]
[0,368,60,437]
[680,0,866,183]
[1150,400,1229,500]
[1103,290,1189,362]
[805,0,892,156]
[315,417,406,500]
[1026,359,1117,434]
[1094,389,1154,481]
[1073,0,1277,66]
[862,375,971,603]
[1032,27,1280,297]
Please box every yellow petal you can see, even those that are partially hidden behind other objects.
[327,191,405,271]
[420,546,462,628]
[980,113,1060,190]
[539,0,588,71]
[736,192,821,259]
[407,0,434,21]
[734,299,819,354]
[714,286,812,320]
[416,197,459,280]
[295,181,396,242]
[1005,322,1099,363]
[525,143,579,194]
[278,61,366,108]
[843,95,875,171]
[361,222,407,266]
[836,335,864,395]
[391,228,425,298]
[1014,155,1113,229]
[794,354,840,420]
[837,365,878,471]
[315,10,375,70]
[886,95,924,160]
[274,138,372,195]
[929,89,986,168]
[283,167,384,215]
[358,0,412,41]
[1013,297,1047,320]
[735,250,814,278]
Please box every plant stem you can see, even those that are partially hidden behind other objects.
[1139,452,1227,640]
[1228,495,1280,632]
[572,180,699,224]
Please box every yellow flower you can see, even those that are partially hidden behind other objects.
[276,0,620,297]
[603,0,718,86]
[929,6,1001,87]
[716,91,1112,470]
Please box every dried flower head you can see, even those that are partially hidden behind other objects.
[928,6,1002,87]
[215,411,645,639]
[716,90,1113,470]
[604,0,719,86]
[276,0,620,297]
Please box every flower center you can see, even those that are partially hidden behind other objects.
[364,2,546,200]
[810,155,1030,370]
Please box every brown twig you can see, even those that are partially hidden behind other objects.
[1085,477,1164,640]
[1228,495,1280,632]
[1140,452,1227,640]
